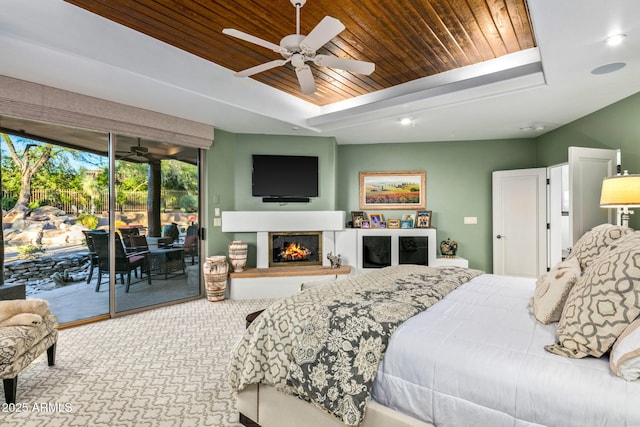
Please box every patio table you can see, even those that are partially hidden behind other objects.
[147,248,185,279]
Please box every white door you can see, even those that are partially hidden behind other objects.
[568,146,618,246]
[492,168,547,277]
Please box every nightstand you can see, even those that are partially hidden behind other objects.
[431,257,469,268]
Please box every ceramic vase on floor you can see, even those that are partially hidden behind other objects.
[203,255,228,302]
[228,241,248,272]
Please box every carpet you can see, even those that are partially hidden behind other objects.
[1,298,272,426]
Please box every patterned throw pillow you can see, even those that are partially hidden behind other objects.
[566,223,633,270]
[610,318,640,381]
[531,257,581,324]
[546,231,640,358]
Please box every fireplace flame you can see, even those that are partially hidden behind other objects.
[280,242,312,261]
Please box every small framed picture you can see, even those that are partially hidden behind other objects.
[379,221,387,229]
[351,211,367,228]
[388,218,400,229]
[400,219,414,229]
[369,213,383,228]
[401,213,416,227]
[416,210,432,228]
[361,220,371,229]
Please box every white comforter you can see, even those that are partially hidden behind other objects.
[371,273,640,427]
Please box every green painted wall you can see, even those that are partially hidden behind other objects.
[536,90,640,229]
[206,133,338,268]
[232,134,337,211]
[536,91,640,168]
[205,129,238,259]
[205,90,640,271]
[336,139,537,271]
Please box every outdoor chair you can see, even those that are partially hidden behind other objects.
[91,233,151,292]
[182,234,198,265]
[118,227,140,249]
[129,235,149,251]
[82,230,106,284]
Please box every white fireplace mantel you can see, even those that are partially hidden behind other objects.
[221,211,345,232]
[221,211,346,268]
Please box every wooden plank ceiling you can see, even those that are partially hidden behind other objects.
[64,0,535,106]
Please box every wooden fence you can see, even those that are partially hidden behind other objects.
[2,189,191,214]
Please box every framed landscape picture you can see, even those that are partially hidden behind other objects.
[359,171,426,210]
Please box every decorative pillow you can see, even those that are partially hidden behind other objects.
[545,231,640,358]
[610,318,640,381]
[531,257,581,324]
[565,223,633,270]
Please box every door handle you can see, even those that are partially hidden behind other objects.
[496,234,505,239]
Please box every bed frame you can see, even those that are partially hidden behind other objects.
[237,384,434,427]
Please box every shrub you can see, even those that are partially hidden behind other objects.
[78,213,99,230]
[17,244,45,258]
[2,196,17,211]
[179,194,198,212]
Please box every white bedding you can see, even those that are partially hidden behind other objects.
[371,273,640,427]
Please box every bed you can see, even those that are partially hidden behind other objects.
[229,225,640,427]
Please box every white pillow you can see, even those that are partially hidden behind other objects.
[610,318,640,381]
[531,257,581,324]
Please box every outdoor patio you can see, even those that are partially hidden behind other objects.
[27,260,202,325]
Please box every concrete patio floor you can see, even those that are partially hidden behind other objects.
[34,263,202,325]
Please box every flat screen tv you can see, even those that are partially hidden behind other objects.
[252,154,318,201]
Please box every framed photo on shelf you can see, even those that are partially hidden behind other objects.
[361,220,371,229]
[416,210,432,228]
[369,213,383,228]
[359,171,426,210]
[387,218,401,229]
[351,211,367,228]
[400,219,414,229]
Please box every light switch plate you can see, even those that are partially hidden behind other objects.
[464,216,478,225]
[214,208,220,216]
[213,218,222,227]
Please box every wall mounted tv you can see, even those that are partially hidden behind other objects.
[252,154,318,202]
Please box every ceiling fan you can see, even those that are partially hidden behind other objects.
[222,0,375,94]
[116,138,161,162]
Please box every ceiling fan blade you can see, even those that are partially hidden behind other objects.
[300,16,345,54]
[222,28,283,53]
[235,59,288,77]
[295,65,317,94]
[314,55,375,75]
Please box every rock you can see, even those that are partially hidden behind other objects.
[32,206,66,217]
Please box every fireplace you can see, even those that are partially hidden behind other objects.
[269,231,322,267]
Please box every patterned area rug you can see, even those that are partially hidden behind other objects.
[2,298,272,426]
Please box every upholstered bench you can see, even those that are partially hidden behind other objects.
[0,313,58,404]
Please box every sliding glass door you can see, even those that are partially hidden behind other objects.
[112,134,201,313]
[1,117,202,325]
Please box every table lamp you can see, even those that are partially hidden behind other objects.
[600,171,640,228]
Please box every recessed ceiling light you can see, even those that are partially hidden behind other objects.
[605,33,627,47]
[399,117,413,126]
[591,62,626,75]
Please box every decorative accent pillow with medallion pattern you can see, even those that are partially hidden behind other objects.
[565,223,633,270]
[531,257,581,324]
[546,231,640,358]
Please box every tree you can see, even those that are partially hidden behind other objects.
[1,133,53,206]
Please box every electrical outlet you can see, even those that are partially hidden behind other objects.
[464,216,478,225]
[213,218,222,227]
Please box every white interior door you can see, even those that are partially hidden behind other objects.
[492,168,547,277]
[568,146,618,246]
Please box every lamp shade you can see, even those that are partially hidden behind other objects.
[600,174,640,207]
